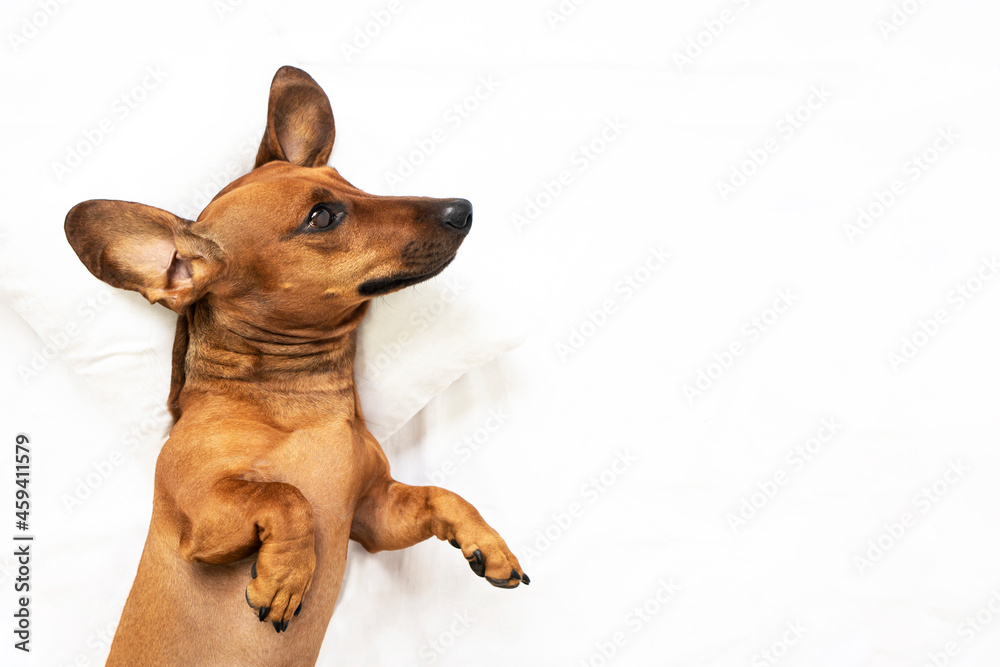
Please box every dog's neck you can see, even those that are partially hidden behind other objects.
[171,298,369,422]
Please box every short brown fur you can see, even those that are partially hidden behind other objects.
[64,66,526,666]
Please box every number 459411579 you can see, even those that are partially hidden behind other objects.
[15,434,30,530]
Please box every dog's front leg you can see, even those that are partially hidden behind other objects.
[351,480,528,588]
[178,478,316,630]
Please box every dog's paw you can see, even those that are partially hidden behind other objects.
[448,532,529,589]
[244,545,315,632]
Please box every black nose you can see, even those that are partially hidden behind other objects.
[438,198,473,234]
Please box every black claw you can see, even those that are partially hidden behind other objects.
[522,573,530,585]
[251,561,257,579]
[510,569,521,581]
[281,620,289,632]
[273,621,282,633]
[245,587,253,608]
[467,549,485,577]
[486,575,511,587]
[294,603,302,617]
[259,606,270,622]
[449,539,460,549]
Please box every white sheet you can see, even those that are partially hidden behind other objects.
[3,1,1000,665]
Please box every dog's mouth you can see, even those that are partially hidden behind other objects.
[357,256,455,297]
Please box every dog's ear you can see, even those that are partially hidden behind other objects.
[254,66,335,169]
[65,200,222,313]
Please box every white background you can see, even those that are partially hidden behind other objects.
[3,0,1000,665]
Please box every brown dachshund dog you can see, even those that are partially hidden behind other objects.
[65,66,527,666]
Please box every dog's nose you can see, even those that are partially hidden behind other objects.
[438,198,473,234]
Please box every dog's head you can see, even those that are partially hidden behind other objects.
[65,66,472,335]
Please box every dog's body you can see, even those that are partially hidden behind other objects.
[65,67,526,666]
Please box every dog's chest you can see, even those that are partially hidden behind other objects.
[250,421,369,513]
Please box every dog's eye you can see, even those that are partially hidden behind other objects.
[301,203,345,234]
[309,206,334,229]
